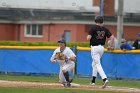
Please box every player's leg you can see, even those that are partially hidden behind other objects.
[91,46,98,85]
[95,46,107,79]
[62,63,75,80]
[97,45,109,88]
[91,60,97,85]
[59,67,66,84]
[62,63,75,87]
[94,54,108,88]
[96,62,107,79]
[91,45,108,87]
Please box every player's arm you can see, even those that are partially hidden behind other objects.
[87,27,93,41]
[68,56,76,61]
[66,49,76,62]
[87,35,92,41]
[108,35,115,49]
[50,57,57,63]
[50,50,57,63]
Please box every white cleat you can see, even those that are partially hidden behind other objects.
[102,80,109,88]
[90,83,96,86]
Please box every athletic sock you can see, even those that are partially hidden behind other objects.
[103,78,107,82]
[91,76,96,83]
[63,71,70,82]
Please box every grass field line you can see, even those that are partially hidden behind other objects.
[0,80,140,93]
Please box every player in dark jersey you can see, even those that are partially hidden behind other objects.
[87,16,115,88]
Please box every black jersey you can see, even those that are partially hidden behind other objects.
[133,39,140,49]
[88,25,112,46]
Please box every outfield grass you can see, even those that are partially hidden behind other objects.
[0,75,139,93]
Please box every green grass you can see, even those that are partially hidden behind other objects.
[0,74,59,83]
[0,75,139,93]
[0,87,130,93]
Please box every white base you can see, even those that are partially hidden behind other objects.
[70,83,80,87]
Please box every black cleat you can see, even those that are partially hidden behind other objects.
[63,81,71,87]
[102,80,109,88]
[69,79,73,83]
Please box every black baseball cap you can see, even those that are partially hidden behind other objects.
[95,16,104,23]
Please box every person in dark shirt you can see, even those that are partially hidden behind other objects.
[133,33,140,49]
[87,16,115,88]
[120,39,133,50]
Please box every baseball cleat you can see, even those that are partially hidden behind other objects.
[63,79,73,87]
[102,80,109,88]
[66,82,71,87]
[90,83,96,86]
[63,81,71,87]
[69,79,73,83]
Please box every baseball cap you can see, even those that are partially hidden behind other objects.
[95,16,104,23]
[58,39,66,43]
[121,39,126,43]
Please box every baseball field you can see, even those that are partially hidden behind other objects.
[0,75,140,93]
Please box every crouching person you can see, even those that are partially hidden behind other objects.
[50,39,76,87]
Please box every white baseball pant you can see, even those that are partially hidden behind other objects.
[59,62,75,83]
[91,45,107,79]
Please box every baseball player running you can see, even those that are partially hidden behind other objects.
[50,39,76,87]
[87,16,114,88]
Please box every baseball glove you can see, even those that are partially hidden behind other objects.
[55,52,66,60]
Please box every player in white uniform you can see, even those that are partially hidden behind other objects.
[87,16,114,88]
[50,39,76,87]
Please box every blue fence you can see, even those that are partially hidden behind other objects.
[0,49,59,74]
[0,48,140,79]
[102,53,140,79]
[77,50,140,79]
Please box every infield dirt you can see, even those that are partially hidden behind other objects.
[0,80,140,93]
